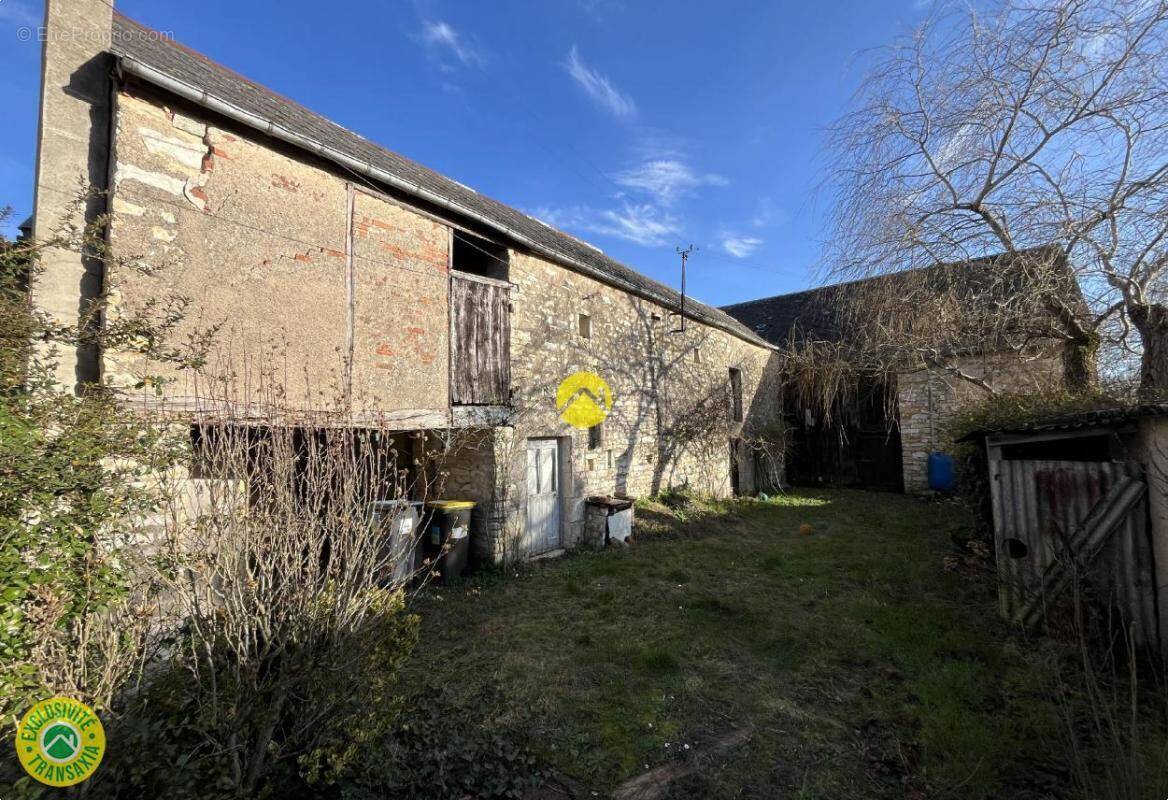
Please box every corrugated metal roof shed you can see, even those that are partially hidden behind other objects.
[958,403,1168,441]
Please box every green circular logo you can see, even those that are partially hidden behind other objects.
[42,721,81,762]
[16,698,105,787]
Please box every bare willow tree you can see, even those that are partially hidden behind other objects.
[826,0,1168,395]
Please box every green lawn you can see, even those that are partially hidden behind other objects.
[402,490,1142,799]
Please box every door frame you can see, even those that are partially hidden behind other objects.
[525,437,565,555]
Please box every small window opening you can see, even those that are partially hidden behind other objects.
[728,367,743,422]
[452,230,508,280]
[578,313,592,339]
[693,347,702,365]
[588,422,603,450]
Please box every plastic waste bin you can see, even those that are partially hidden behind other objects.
[369,500,424,586]
[424,500,475,583]
[927,452,955,492]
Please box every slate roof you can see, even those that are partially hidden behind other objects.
[721,248,1072,347]
[108,15,771,350]
[721,282,854,344]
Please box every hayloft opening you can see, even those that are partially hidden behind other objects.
[452,230,508,281]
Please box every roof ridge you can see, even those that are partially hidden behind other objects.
[720,245,1065,311]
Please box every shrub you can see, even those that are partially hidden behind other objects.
[0,201,194,738]
[84,591,419,800]
[311,685,548,800]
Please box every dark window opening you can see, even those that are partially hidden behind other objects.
[452,230,508,280]
[579,313,592,339]
[999,435,1112,462]
[589,422,603,450]
[729,368,743,422]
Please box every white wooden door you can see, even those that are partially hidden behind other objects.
[525,439,561,554]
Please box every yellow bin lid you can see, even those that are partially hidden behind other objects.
[426,500,476,510]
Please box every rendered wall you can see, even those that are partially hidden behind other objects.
[106,88,449,422]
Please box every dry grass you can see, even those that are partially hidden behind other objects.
[400,490,1166,798]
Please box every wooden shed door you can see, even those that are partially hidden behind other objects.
[525,439,561,554]
[450,272,511,405]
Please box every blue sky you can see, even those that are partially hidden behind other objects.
[0,0,932,306]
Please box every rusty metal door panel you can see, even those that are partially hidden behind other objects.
[990,459,1157,646]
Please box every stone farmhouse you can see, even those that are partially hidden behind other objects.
[27,0,1073,559]
[31,0,788,562]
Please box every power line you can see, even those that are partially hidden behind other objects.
[36,180,513,279]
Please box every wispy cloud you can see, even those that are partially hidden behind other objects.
[415,20,485,68]
[577,0,623,21]
[722,234,764,258]
[750,197,788,229]
[534,201,679,247]
[563,45,636,118]
[613,160,727,206]
[0,0,40,27]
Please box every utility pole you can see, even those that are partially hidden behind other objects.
[673,244,696,333]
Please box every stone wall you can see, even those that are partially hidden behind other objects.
[38,19,784,563]
[106,88,449,422]
[30,0,114,391]
[477,251,783,560]
[432,428,508,562]
[897,351,1066,492]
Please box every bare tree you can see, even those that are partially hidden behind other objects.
[826,0,1168,395]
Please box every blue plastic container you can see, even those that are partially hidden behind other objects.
[927,452,955,492]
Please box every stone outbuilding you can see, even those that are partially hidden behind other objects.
[722,253,1079,493]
